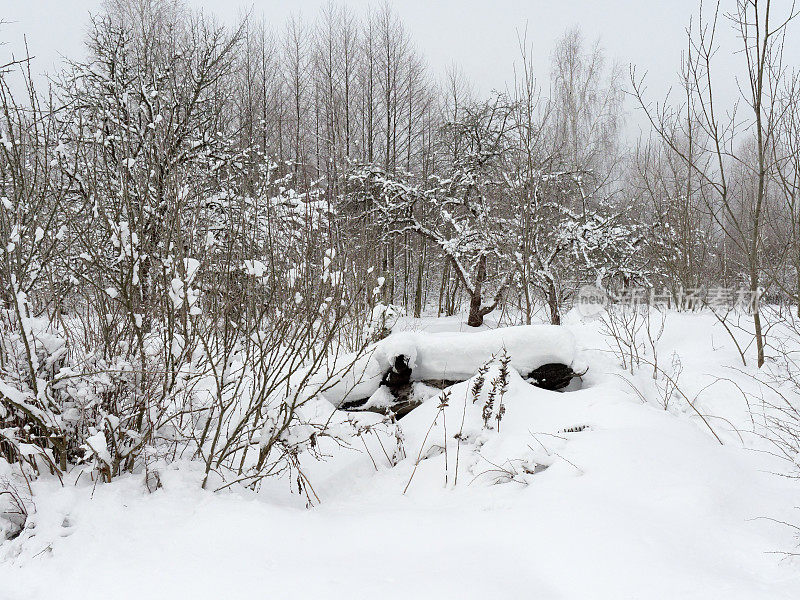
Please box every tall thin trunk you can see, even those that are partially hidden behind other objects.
[414,240,425,318]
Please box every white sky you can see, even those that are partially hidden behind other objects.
[3,0,799,136]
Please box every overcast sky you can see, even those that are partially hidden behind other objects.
[3,0,799,136]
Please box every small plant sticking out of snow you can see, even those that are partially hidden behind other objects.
[495,352,511,432]
[471,363,489,404]
[351,416,407,470]
[482,384,495,428]
[482,350,510,430]
[403,389,452,494]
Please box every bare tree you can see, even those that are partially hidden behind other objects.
[633,0,797,367]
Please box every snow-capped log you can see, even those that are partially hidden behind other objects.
[316,325,578,407]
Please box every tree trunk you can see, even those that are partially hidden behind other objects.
[750,268,764,367]
[795,252,800,318]
[388,239,396,304]
[467,292,484,327]
[523,282,532,325]
[547,279,561,325]
[414,240,425,318]
[438,262,449,317]
[466,254,488,327]
[447,274,460,316]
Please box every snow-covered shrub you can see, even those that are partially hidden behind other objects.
[365,301,404,344]
[0,463,30,541]
[0,295,70,478]
[186,248,376,493]
[0,12,375,498]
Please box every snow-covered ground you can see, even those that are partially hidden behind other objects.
[3,309,800,599]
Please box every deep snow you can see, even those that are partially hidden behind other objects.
[2,309,800,599]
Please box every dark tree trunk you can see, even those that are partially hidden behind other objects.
[447,275,459,316]
[467,293,484,327]
[438,261,448,317]
[547,279,561,325]
[467,254,490,327]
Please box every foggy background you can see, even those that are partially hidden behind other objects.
[4,0,788,136]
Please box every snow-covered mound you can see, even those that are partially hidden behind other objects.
[4,313,800,600]
[318,325,578,405]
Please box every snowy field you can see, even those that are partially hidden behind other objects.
[4,0,800,597]
[3,309,800,600]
